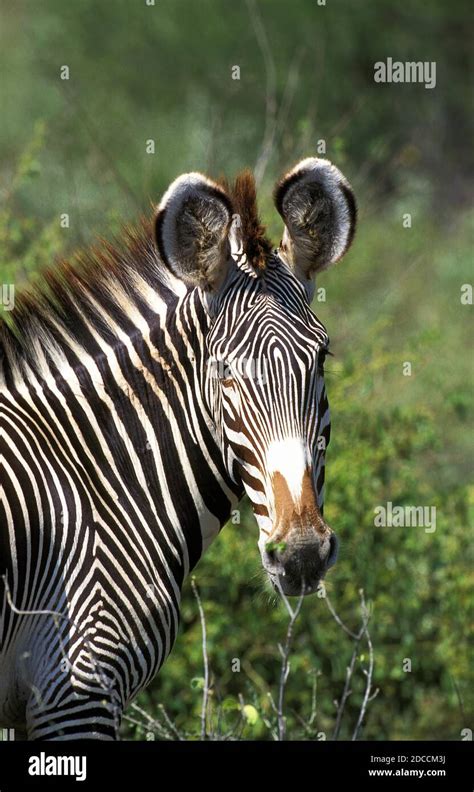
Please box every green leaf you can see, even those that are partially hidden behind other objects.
[265,540,287,554]
[242,705,259,725]
[222,696,239,711]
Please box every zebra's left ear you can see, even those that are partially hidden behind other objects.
[155,173,234,291]
[274,157,357,281]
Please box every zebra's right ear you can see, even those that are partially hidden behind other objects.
[155,173,234,291]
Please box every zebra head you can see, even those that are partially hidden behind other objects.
[155,158,356,596]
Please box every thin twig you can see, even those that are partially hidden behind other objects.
[307,669,319,727]
[291,666,321,736]
[122,713,153,733]
[191,577,210,740]
[129,701,182,741]
[332,642,359,740]
[352,590,376,740]
[226,702,245,741]
[2,575,73,621]
[273,47,306,152]
[264,693,279,741]
[157,703,186,741]
[275,581,305,740]
[450,675,465,724]
[2,572,122,736]
[123,712,172,741]
[275,577,297,619]
[324,586,377,740]
[245,0,277,186]
[324,589,364,641]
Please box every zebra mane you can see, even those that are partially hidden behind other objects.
[0,170,273,388]
[220,170,273,270]
[0,214,183,387]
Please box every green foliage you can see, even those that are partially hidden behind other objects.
[0,121,67,318]
[1,0,471,236]
[265,540,287,554]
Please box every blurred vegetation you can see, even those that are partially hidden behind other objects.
[1,0,472,740]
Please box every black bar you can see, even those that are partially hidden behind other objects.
[0,740,471,789]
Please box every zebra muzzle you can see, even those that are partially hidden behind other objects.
[261,467,338,596]
[263,531,338,597]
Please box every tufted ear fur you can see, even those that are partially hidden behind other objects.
[155,173,234,291]
[274,158,357,280]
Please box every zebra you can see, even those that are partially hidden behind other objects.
[0,157,356,740]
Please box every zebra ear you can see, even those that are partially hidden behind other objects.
[155,173,234,291]
[273,158,357,280]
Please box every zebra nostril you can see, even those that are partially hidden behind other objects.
[326,533,339,569]
[265,547,276,563]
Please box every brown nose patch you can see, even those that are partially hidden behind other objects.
[271,468,327,541]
